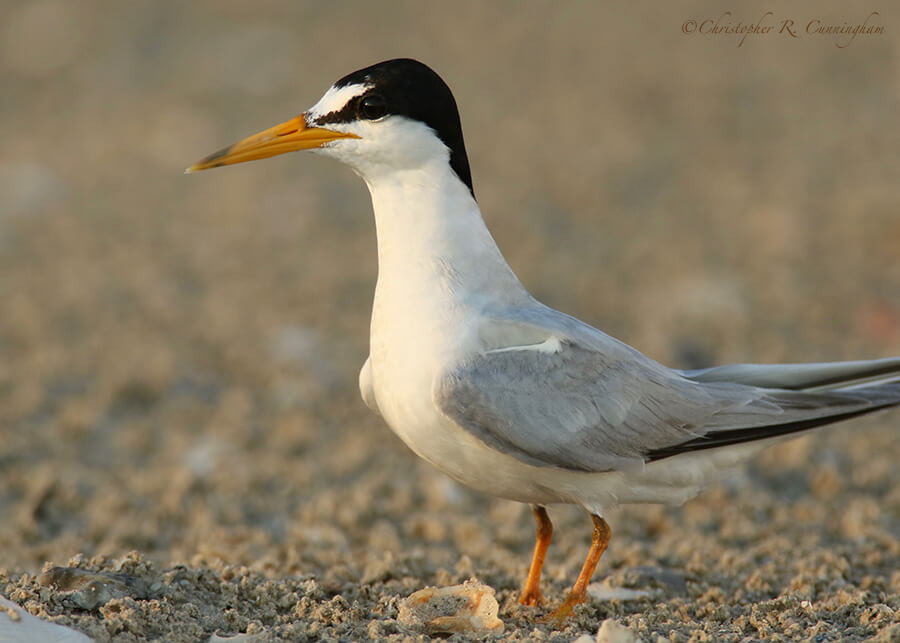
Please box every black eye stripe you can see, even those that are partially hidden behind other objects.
[314,100,360,126]
[314,90,384,126]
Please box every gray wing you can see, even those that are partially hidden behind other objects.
[434,306,900,472]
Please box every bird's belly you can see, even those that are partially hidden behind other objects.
[368,353,584,506]
[368,332,562,504]
[374,385,714,510]
[379,395,570,505]
[369,355,756,512]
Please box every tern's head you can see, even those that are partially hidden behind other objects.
[187,58,473,194]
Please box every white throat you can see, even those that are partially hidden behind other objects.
[317,116,531,383]
[367,159,528,316]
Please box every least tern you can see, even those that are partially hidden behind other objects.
[188,59,900,619]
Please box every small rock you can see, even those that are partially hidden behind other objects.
[398,579,503,635]
[596,618,639,643]
[38,567,150,610]
[588,583,651,602]
[607,565,688,594]
[208,633,269,643]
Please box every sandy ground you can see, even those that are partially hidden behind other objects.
[1,1,899,641]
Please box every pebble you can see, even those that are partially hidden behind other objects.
[37,567,150,610]
[398,579,504,635]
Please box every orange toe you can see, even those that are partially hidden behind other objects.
[539,589,588,625]
[518,587,544,607]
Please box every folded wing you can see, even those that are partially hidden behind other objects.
[434,314,900,472]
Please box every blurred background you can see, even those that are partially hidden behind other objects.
[1,0,898,592]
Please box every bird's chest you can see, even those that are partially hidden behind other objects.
[367,275,471,460]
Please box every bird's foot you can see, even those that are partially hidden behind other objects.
[539,590,587,625]
[517,587,544,607]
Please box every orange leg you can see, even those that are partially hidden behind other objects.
[543,514,611,623]
[518,505,553,606]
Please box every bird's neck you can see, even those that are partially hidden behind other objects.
[366,161,528,308]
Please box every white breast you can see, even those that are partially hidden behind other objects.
[361,152,538,491]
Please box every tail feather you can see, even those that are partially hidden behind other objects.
[648,359,900,462]
[682,356,900,391]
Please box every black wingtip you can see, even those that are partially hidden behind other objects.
[645,399,899,462]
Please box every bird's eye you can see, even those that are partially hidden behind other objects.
[359,94,387,120]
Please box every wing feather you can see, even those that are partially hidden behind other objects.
[434,307,900,472]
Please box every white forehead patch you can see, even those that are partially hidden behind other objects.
[307,82,371,121]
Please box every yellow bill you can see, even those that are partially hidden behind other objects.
[185,114,359,173]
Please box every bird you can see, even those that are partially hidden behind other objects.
[187,58,900,620]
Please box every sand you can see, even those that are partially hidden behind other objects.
[1,1,899,640]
